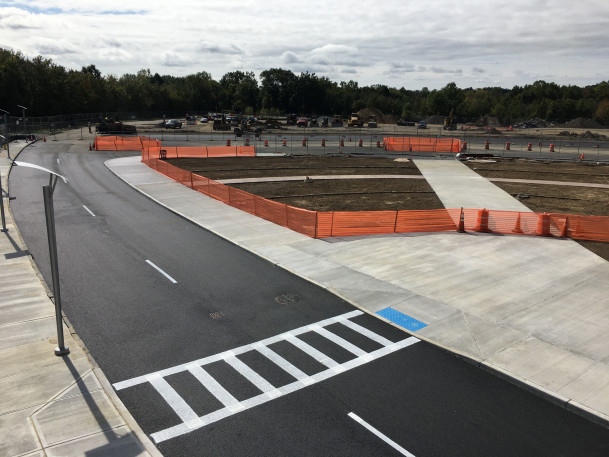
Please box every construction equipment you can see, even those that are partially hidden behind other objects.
[212,115,231,131]
[348,113,363,128]
[95,117,136,134]
[262,119,282,129]
[443,109,457,130]
[367,115,378,128]
[331,115,343,127]
[234,125,262,137]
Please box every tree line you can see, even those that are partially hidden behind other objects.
[1,48,609,125]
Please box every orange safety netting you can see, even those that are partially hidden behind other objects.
[460,209,609,242]
[142,146,256,161]
[94,136,161,151]
[143,157,609,243]
[384,137,462,153]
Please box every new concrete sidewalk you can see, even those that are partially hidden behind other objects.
[0,142,160,457]
[106,155,609,426]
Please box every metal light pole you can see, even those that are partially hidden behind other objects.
[0,108,10,159]
[13,161,69,356]
[17,105,27,139]
[0,167,7,232]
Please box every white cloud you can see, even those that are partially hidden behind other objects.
[0,0,608,89]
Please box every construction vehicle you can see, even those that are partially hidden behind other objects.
[212,115,231,131]
[443,109,457,130]
[95,117,137,134]
[234,124,262,137]
[367,115,378,128]
[259,118,282,129]
[331,115,343,127]
[348,113,363,128]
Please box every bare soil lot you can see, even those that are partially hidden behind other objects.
[167,156,609,260]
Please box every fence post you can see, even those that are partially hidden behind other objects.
[536,212,550,236]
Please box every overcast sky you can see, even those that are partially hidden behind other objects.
[1,0,608,90]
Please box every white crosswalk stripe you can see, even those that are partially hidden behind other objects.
[113,310,419,443]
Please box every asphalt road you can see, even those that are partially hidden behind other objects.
[8,141,609,456]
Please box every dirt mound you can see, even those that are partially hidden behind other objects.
[558,129,607,139]
[469,115,502,127]
[357,107,397,124]
[580,130,607,139]
[358,107,383,119]
[514,118,555,129]
[560,117,604,129]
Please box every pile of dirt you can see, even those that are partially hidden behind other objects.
[557,130,608,139]
[560,117,603,129]
[358,107,384,121]
[468,115,503,127]
[580,130,608,139]
[383,114,400,124]
[514,118,556,129]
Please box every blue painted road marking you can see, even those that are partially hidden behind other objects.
[376,307,428,332]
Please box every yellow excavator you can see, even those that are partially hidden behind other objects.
[443,109,457,130]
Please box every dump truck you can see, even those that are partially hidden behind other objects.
[348,113,363,128]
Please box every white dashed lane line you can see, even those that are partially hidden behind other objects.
[348,412,417,457]
[145,259,178,284]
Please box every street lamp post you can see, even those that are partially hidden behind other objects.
[0,167,7,232]
[0,108,10,159]
[13,161,69,356]
[17,105,27,139]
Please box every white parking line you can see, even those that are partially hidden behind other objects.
[83,205,96,217]
[145,259,177,283]
[348,412,416,457]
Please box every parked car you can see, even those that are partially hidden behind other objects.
[417,121,427,129]
[297,117,308,127]
[165,119,183,129]
[199,117,208,123]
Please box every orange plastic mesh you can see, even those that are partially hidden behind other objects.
[143,156,609,243]
[396,209,460,232]
[94,136,161,151]
[383,137,462,153]
[143,145,256,159]
[253,197,289,226]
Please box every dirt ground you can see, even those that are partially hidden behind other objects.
[167,156,609,260]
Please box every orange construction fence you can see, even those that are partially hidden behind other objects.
[142,145,255,162]
[384,137,462,153]
[94,136,161,151]
[144,157,609,242]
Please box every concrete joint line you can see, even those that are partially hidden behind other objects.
[461,311,483,359]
